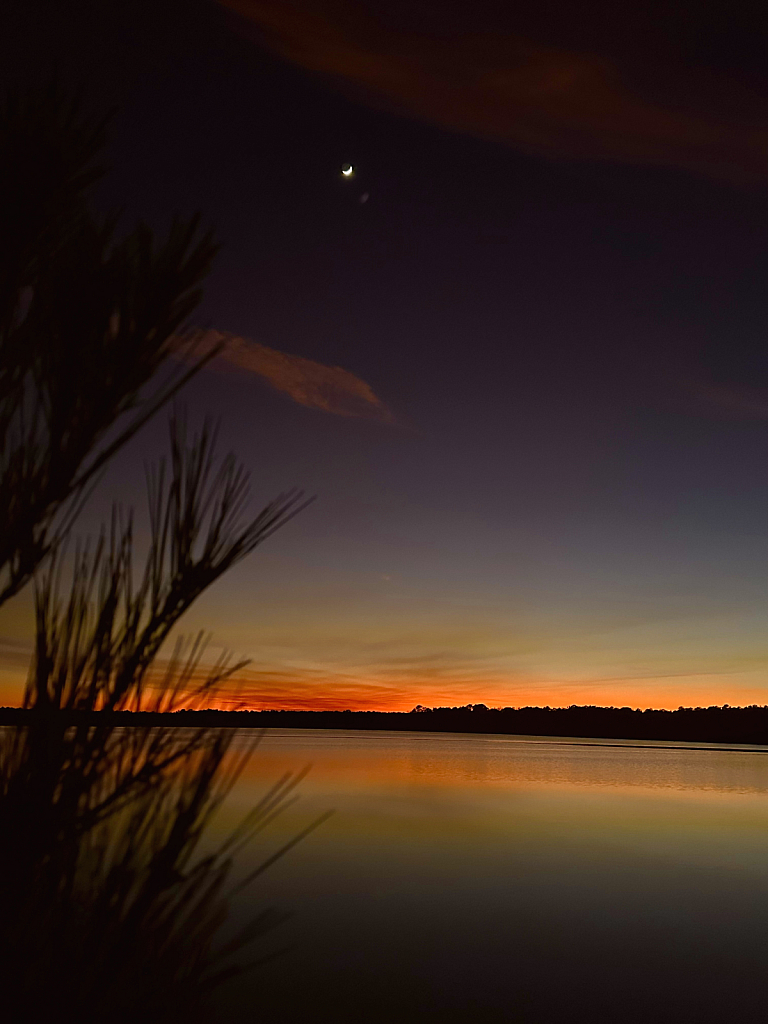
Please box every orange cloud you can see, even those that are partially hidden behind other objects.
[203,665,768,714]
[195,329,394,422]
[1,653,765,713]
[219,0,768,181]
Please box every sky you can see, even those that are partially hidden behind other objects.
[0,0,766,710]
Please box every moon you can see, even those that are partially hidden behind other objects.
[341,163,355,177]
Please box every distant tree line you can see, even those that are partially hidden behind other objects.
[3,704,768,746]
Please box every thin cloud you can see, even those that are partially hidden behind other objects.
[0,636,33,671]
[220,0,768,181]
[195,329,394,423]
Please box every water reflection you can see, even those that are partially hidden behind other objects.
[4,723,768,1023]
[215,730,768,1024]
[0,721,314,1024]
[236,729,768,794]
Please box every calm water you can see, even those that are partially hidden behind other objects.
[210,729,768,1023]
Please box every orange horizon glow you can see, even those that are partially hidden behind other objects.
[187,665,768,713]
[2,671,762,714]
[206,687,768,714]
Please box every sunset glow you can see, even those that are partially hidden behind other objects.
[0,0,765,716]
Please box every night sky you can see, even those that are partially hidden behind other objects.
[0,0,766,710]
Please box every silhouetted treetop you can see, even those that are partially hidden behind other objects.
[0,84,220,605]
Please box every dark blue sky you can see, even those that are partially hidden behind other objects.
[0,0,765,708]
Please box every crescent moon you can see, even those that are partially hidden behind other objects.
[341,164,354,177]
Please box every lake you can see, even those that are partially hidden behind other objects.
[210,729,768,1023]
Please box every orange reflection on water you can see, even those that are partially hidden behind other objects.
[233,728,768,798]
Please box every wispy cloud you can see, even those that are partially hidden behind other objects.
[220,0,768,181]
[0,635,33,670]
[194,330,394,422]
[190,661,768,713]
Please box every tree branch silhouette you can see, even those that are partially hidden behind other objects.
[0,83,323,1021]
[1,417,318,1021]
[0,84,220,605]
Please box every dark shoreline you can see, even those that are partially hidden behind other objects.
[3,705,768,747]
